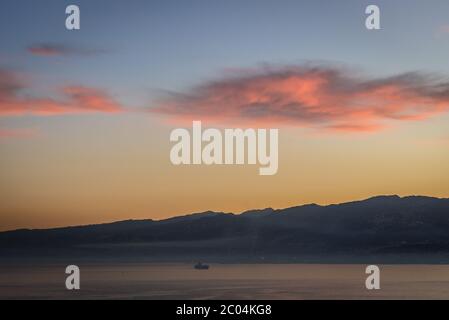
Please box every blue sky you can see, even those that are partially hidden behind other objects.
[2,0,449,108]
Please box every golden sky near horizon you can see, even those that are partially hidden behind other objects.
[1,113,448,231]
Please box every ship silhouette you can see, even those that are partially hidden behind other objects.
[194,262,209,270]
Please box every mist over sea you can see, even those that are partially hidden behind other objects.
[2,263,449,299]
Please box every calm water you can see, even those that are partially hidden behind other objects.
[1,263,449,299]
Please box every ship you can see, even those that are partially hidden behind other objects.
[194,262,210,270]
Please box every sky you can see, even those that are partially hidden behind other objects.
[0,0,449,231]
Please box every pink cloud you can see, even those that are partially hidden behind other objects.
[152,65,449,133]
[0,69,123,116]
[27,43,104,57]
[435,25,449,38]
[28,44,66,56]
[0,128,38,140]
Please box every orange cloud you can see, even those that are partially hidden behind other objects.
[0,69,123,116]
[152,66,449,132]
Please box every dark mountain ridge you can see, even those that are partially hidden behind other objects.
[1,195,449,263]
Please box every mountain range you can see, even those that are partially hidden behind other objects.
[1,195,449,263]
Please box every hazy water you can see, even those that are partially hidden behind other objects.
[1,263,449,299]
